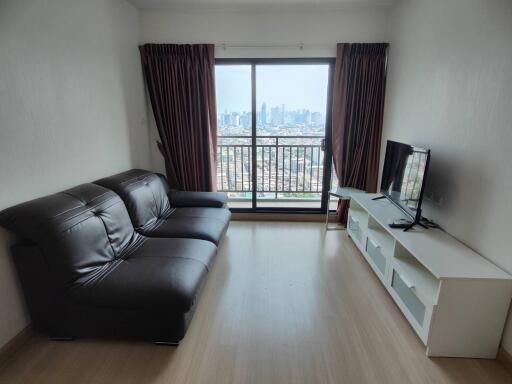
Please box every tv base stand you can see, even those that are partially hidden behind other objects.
[402,221,428,232]
[371,196,428,232]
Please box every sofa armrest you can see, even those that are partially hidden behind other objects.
[168,190,228,208]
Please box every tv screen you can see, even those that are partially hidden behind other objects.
[380,141,430,222]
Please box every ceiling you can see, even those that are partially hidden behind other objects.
[127,0,396,10]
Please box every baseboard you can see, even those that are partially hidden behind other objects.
[497,347,512,375]
[231,212,325,222]
[0,326,32,368]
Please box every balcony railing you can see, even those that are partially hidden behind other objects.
[217,136,325,198]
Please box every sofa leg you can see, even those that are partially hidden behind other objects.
[154,341,180,346]
[50,336,74,341]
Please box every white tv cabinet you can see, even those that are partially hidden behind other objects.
[347,193,512,358]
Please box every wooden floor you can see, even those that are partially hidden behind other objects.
[1,222,511,384]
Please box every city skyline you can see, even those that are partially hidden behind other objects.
[218,101,326,130]
[215,64,329,114]
[218,102,326,117]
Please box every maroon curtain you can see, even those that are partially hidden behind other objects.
[139,44,217,191]
[331,43,388,222]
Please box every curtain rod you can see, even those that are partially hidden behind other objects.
[215,43,333,50]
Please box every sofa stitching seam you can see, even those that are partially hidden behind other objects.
[54,200,127,234]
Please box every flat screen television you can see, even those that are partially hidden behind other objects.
[380,140,431,224]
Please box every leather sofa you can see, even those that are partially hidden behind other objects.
[0,170,230,343]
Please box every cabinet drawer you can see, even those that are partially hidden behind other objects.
[348,215,362,243]
[391,269,426,327]
[366,238,386,275]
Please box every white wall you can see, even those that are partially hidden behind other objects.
[139,4,392,172]
[382,0,512,352]
[140,5,391,57]
[0,0,151,348]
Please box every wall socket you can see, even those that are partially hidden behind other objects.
[424,191,444,206]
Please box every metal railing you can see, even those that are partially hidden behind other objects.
[216,135,325,197]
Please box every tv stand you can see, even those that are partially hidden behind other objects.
[403,220,428,232]
[372,195,428,232]
[346,193,512,358]
[388,218,428,232]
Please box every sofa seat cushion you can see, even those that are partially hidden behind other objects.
[142,207,231,245]
[69,237,216,313]
[170,207,231,222]
[168,190,228,208]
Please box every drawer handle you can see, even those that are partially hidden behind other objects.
[400,273,415,289]
[369,239,381,249]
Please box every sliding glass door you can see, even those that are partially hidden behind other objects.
[215,59,334,212]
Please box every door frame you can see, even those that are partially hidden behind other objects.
[215,57,335,214]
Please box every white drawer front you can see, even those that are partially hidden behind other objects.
[348,215,362,243]
[391,269,426,327]
[366,238,386,276]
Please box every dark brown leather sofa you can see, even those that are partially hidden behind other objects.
[0,170,230,343]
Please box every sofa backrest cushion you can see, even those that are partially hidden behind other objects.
[94,169,172,231]
[0,183,139,287]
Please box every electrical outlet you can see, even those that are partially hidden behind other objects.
[430,193,444,206]
[424,190,443,206]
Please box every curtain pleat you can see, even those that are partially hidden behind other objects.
[139,44,217,191]
[331,43,389,222]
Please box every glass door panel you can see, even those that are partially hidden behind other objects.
[215,65,253,209]
[255,64,330,209]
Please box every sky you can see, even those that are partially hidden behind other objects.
[215,64,329,114]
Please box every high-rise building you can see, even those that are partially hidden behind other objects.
[240,112,251,128]
[304,110,311,126]
[311,112,323,125]
[270,106,282,125]
[231,112,240,126]
[223,113,232,126]
[261,102,267,126]
[293,109,304,124]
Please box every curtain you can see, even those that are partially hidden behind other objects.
[139,44,217,191]
[331,43,388,222]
